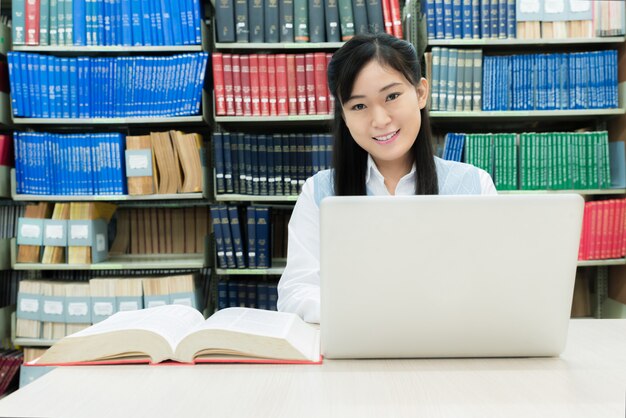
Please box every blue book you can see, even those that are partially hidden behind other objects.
[434,0,444,38]
[480,0,489,38]
[227,280,238,307]
[279,0,293,42]
[351,0,368,35]
[51,55,61,118]
[178,0,190,45]
[256,282,268,309]
[139,0,152,45]
[236,133,246,194]
[27,54,41,117]
[210,206,228,268]
[266,136,275,195]
[218,205,237,268]
[273,135,283,195]
[452,0,462,38]
[461,0,471,38]
[471,0,479,38]
[248,0,264,42]
[119,0,132,45]
[213,132,226,194]
[151,1,164,45]
[216,0,236,42]
[96,0,105,45]
[296,133,306,185]
[426,0,435,39]
[250,135,260,195]
[168,0,183,45]
[222,132,234,193]
[498,0,506,38]
[227,206,246,268]
[246,207,256,268]
[506,0,515,38]
[267,283,278,310]
[246,282,257,308]
[50,0,59,45]
[12,0,26,45]
[159,0,173,45]
[254,207,270,268]
[6,54,22,116]
[443,0,453,38]
[237,281,247,307]
[129,0,142,45]
[191,0,201,43]
[217,281,228,310]
[258,134,268,195]
[74,0,87,45]
[69,58,79,118]
[243,134,252,194]
[40,0,51,45]
[39,56,51,118]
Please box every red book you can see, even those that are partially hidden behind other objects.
[589,202,598,260]
[275,54,288,116]
[211,53,226,116]
[232,54,243,116]
[325,53,334,113]
[313,52,328,115]
[286,54,298,115]
[295,54,307,115]
[609,200,618,259]
[258,54,270,116]
[304,53,317,115]
[249,55,261,116]
[389,0,403,38]
[267,55,278,116]
[222,54,236,116]
[619,199,626,258]
[381,0,394,36]
[25,0,40,45]
[240,55,252,116]
[0,135,13,167]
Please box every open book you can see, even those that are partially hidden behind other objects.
[32,305,321,365]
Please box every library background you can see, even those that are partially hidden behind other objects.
[0,0,623,395]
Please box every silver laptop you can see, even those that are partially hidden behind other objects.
[320,194,584,359]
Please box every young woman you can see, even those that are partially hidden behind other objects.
[277,33,496,323]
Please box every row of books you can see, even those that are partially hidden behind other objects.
[212,52,334,117]
[516,0,625,39]
[428,48,482,111]
[0,205,26,239]
[110,206,210,256]
[16,274,201,339]
[425,0,516,40]
[483,50,618,111]
[0,351,22,397]
[16,202,117,264]
[441,131,612,191]
[11,0,202,46]
[0,271,22,308]
[7,52,209,118]
[213,132,333,196]
[215,0,402,43]
[216,280,278,312]
[579,198,626,261]
[211,205,272,270]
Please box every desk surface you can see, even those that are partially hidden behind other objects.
[1,319,625,418]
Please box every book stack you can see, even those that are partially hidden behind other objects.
[213,132,332,196]
[11,0,202,46]
[212,52,334,117]
[441,131,612,191]
[15,274,202,339]
[217,279,278,311]
[579,198,626,261]
[215,0,402,43]
[210,205,290,270]
[7,52,209,118]
[0,351,22,396]
[482,50,618,111]
[428,47,482,112]
[109,206,210,256]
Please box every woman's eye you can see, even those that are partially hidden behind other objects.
[386,93,400,101]
[351,104,366,111]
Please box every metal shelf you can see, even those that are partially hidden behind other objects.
[498,189,626,196]
[216,262,286,276]
[12,45,203,53]
[11,115,206,125]
[214,115,333,123]
[578,259,626,267]
[428,36,626,47]
[215,42,344,50]
[214,194,298,202]
[430,108,625,121]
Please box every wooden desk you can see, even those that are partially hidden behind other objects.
[1,319,625,418]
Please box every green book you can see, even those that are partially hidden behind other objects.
[337,0,355,40]
[294,0,308,41]
[50,0,59,45]
[65,0,74,45]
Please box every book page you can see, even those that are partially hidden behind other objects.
[195,308,293,338]
[67,305,205,350]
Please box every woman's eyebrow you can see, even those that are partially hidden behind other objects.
[345,82,403,103]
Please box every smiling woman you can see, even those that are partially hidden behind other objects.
[276,33,498,324]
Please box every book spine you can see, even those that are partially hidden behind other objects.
[325,0,341,42]
[365,0,384,34]
[265,0,280,42]
[294,0,309,41]
[279,0,294,42]
[255,207,270,268]
[337,0,355,40]
[275,54,289,116]
[308,0,326,42]
[295,54,307,115]
[235,0,249,42]
[351,0,368,35]
[258,54,270,116]
[248,0,264,42]
[313,52,328,114]
[240,55,252,116]
[249,54,261,116]
[304,53,316,114]
[26,0,41,45]
[286,54,298,115]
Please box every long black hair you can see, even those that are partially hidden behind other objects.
[327,33,438,196]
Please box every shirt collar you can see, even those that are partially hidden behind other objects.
[366,154,417,187]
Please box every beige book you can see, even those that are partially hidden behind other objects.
[195,206,209,253]
[184,207,196,253]
[142,277,169,308]
[151,131,180,194]
[51,282,67,339]
[41,282,54,340]
[89,278,118,321]
[164,208,173,253]
[167,274,195,299]
[109,209,130,255]
[16,280,42,339]
[65,282,91,335]
[170,131,204,193]
[125,135,156,195]
[41,203,70,264]
[17,203,53,263]
[157,208,167,255]
[171,209,185,253]
[137,208,146,254]
[144,208,153,254]
[68,203,117,264]
[34,305,321,365]
[150,207,159,254]
[129,209,139,254]
[23,348,48,363]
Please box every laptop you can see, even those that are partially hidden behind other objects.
[320,194,584,359]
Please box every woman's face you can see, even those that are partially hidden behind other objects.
[341,60,429,171]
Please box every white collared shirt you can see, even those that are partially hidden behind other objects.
[277,156,497,323]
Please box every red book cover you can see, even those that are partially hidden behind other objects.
[267,54,278,116]
[25,0,40,45]
[313,52,328,115]
[381,0,394,35]
[325,53,334,113]
[0,135,14,167]
[232,54,244,116]
[249,55,261,116]
[286,54,298,115]
[304,53,317,115]
[579,202,591,260]
[211,53,226,116]
[240,55,252,116]
[295,54,308,115]
[619,199,626,258]
[608,200,618,259]
[589,202,598,260]
[222,54,236,116]
[275,54,288,116]
[390,0,403,38]
[598,200,608,259]
[258,54,270,116]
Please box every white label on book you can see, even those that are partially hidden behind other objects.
[519,0,540,12]
[68,302,88,316]
[147,300,167,308]
[225,174,232,179]
[172,297,192,306]
[21,224,41,239]
[93,302,114,316]
[544,0,564,13]
[119,301,139,311]
[20,298,39,313]
[129,154,149,170]
[70,225,89,240]
[96,234,106,252]
[569,0,590,12]
[45,224,64,239]
[44,300,63,315]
